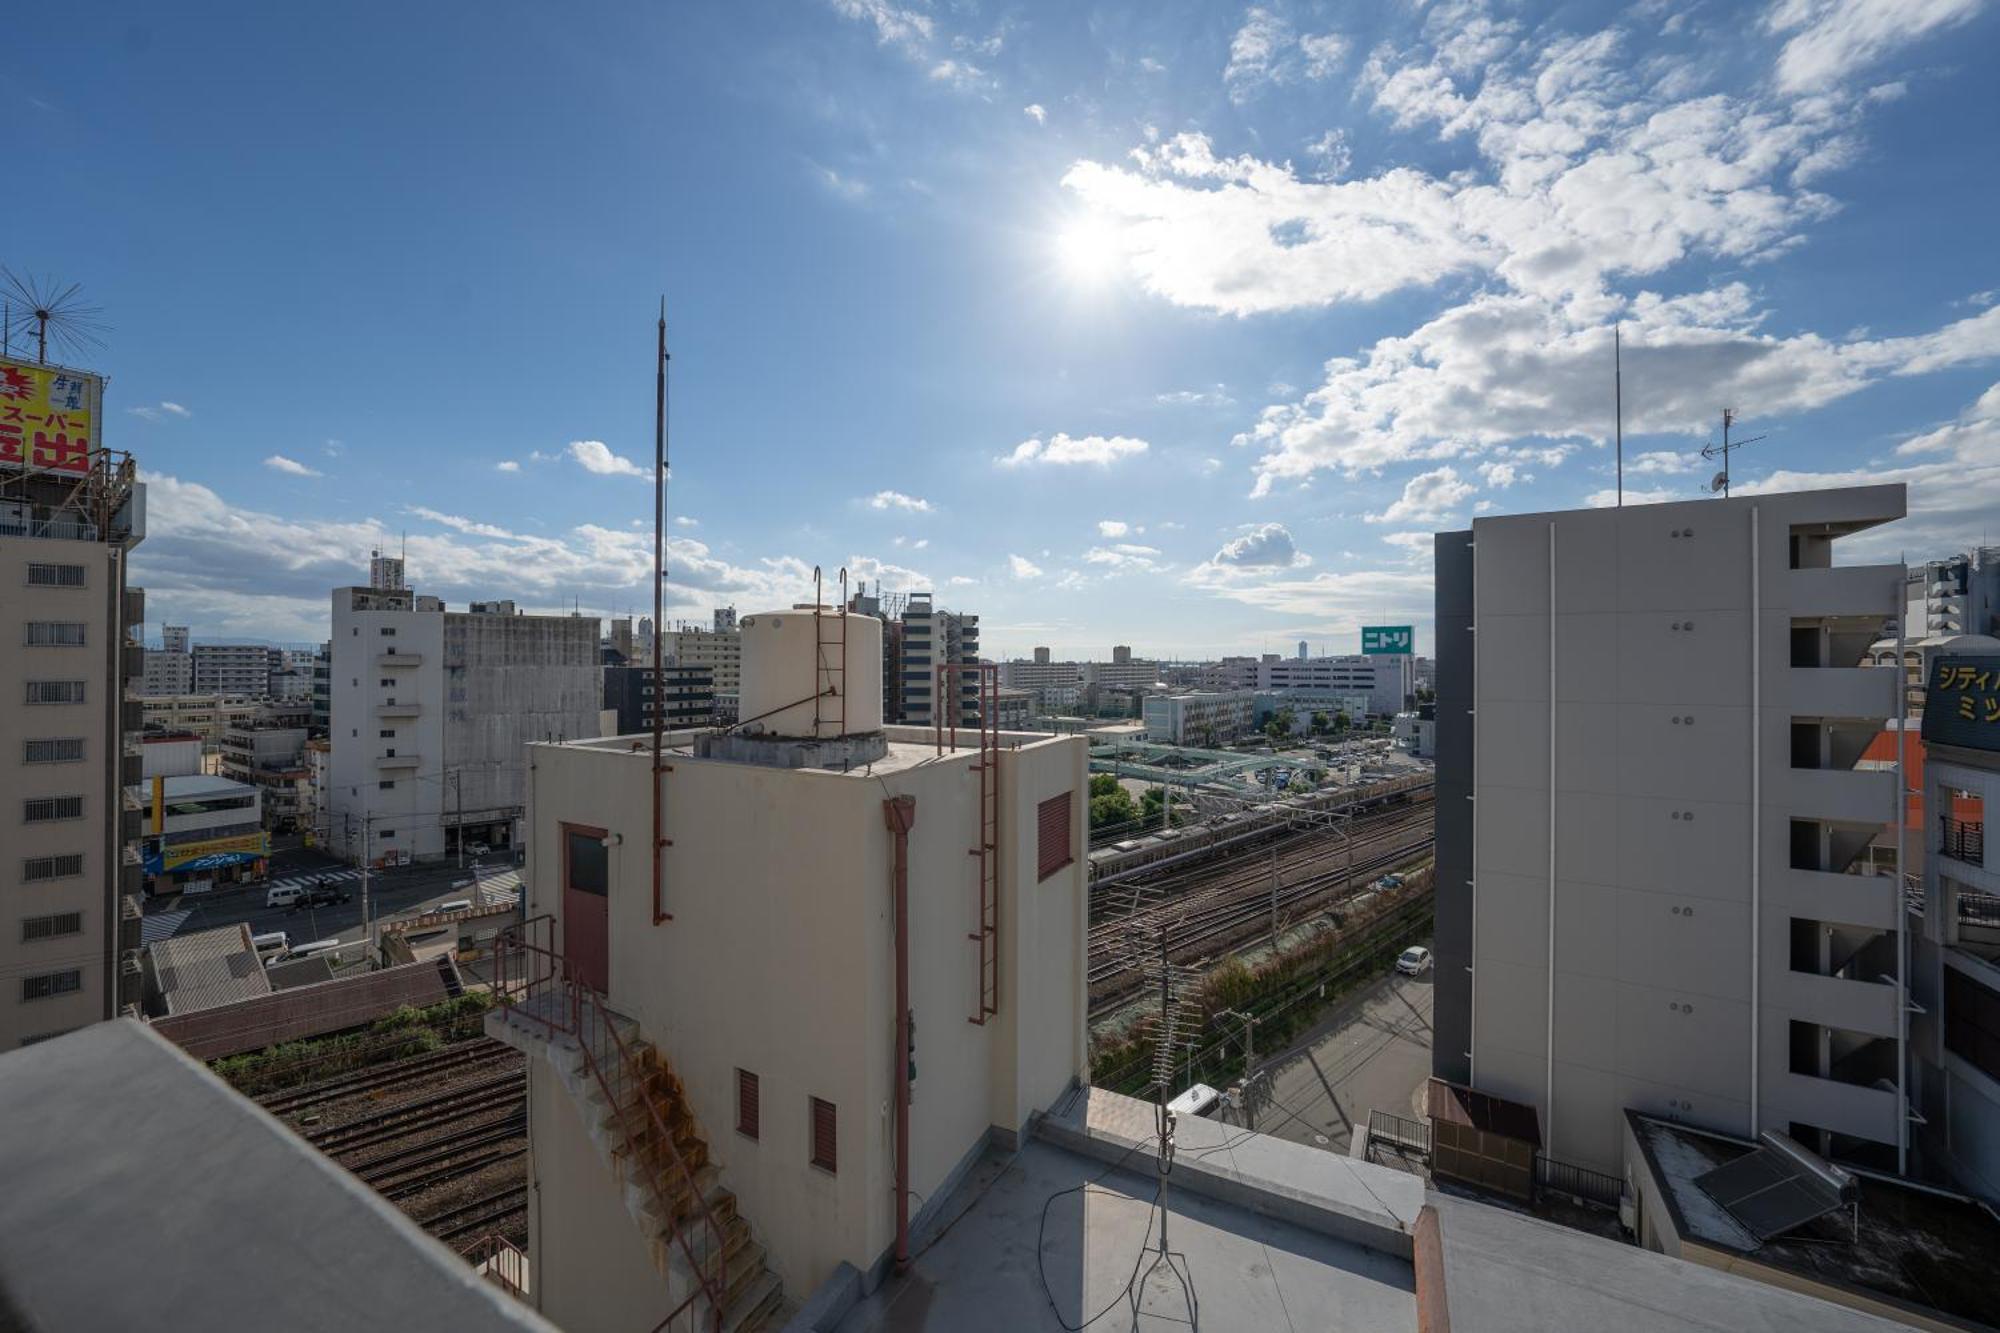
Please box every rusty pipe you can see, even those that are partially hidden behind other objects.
[883,794,917,1273]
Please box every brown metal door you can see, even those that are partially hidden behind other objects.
[562,824,610,994]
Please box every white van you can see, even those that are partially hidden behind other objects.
[251,931,289,961]
[436,898,475,914]
[1166,1082,1222,1119]
[266,884,307,910]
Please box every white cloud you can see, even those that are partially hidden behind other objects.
[126,401,191,422]
[1624,449,1700,474]
[1369,466,1477,524]
[1210,522,1307,568]
[1008,553,1044,579]
[1585,485,1685,507]
[264,455,322,478]
[928,58,990,90]
[1767,0,1981,94]
[1097,519,1131,538]
[1232,290,2000,494]
[1024,103,1047,124]
[948,574,978,586]
[1225,9,1347,99]
[1477,460,1520,488]
[828,0,932,57]
[1304,129,1352,181]
[1380,531,1435,560]
[1156,385,1235,407]
[813,163,871,202]
[997,433,1150,467]
[891,535,931,550]
[1083,543,1166,572]
[674,515,700,528]
[868,489,933,513]
[495,460,521,473]
[568,439,651,479]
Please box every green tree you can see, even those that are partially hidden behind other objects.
[1090,785,1139,832]
[1309,710,1330,735]
[1333,711,1351,731]
[1139,785,1172,829]
[1089,772,1119,799]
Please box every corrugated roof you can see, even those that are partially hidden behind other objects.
[147,924,272,1016]
[150,958,463,1061]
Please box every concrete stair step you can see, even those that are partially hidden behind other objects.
[721,1272,785,1333]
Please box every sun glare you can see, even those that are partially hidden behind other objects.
[1056,218,1123,283]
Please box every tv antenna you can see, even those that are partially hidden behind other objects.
[1701,408,1765,498]
[1,270,108,365]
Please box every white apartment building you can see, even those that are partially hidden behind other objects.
[1,426,147,1049]
[489,608,1087,1327]
[1258,654,1413,717]
[899,594,979,726]
[139,641,192,696]
[1142,689,1256,745]
[1434,484,1911,1175]
[192,642,277,697]
[327,578,601,864]
[138,693,260,748]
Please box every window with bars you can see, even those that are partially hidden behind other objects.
[22,970,82,1002]
[26,563,86,587]
[23,854,83,882]
[23,738,84,764]
[22,912,83,942]
[737,1069,760,1139]
[23,796,83,823]
[1037,791,1074,881]
[24,622,86,647]
[25,681,85,705]
[809,1096,837,1172]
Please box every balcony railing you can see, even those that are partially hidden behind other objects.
[1942,817,1985,865]
[1960,891,2000,929]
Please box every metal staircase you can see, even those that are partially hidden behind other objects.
[494,922,786,1332]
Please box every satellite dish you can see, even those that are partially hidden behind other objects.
[1710,471,1728,493]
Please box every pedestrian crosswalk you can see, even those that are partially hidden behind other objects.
[139,908,193,945]
[262,867,366,893]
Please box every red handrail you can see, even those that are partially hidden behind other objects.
[495,922,729,1330]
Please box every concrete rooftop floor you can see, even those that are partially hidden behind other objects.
[834,1139,1416,1333]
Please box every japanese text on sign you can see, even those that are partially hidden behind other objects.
[1921,655,2000,753]
[0,356,99,475]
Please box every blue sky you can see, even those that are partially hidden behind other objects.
[12,0,1999,655]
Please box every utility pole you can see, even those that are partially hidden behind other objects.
[1270,831,1281,950]
[358,814,372,970]
[450,768,464,870]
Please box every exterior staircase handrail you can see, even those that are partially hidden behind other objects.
[496,921,730,1331]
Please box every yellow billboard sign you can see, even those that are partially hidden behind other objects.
[0,356,100,475]
[161,831,269,871]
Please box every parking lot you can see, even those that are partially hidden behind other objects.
[1221,949,1435,1155]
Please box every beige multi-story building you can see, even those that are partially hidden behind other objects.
[1141,688,1256,745]
[489,607,1087,1329]
[138,693,260,749]
[0,421,146,1049]
[664,621,741,696]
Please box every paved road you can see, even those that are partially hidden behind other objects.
[151,850,521,950]
[1221,950,1435,1154]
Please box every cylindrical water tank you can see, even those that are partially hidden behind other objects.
[737,607,884,738]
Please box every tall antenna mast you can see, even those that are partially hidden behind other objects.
[651,298,671,925]
[1701,407,1767,499]
[1614,324,1623,508]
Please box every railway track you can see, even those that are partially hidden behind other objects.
[305,1072,526,1154]
[1088,806,1433,1011]
[427,1185,529,1244]
[259,1039,516,1115]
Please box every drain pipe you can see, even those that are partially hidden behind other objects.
[883,795,917,1274]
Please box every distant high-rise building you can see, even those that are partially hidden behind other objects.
[328,573,601,864]
[713,606,738,634]
[900,594,979,726]
[161,625,189,654]
[1297,639,1308,659]
[1034,646,1051,665]
[368,549,405,592]
[1111,644,1132,665]
[609,616,634,663]
[603,663,714,732]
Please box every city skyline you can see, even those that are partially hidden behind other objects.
[12,0,1999,656]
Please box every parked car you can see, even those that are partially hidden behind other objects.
[467,842,491,857]
[302,881,350,907]
[1395,946,1433,976]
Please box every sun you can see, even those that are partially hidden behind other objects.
[1055,218,1124,284]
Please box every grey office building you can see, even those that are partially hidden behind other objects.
[1434,484,1911,1173]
